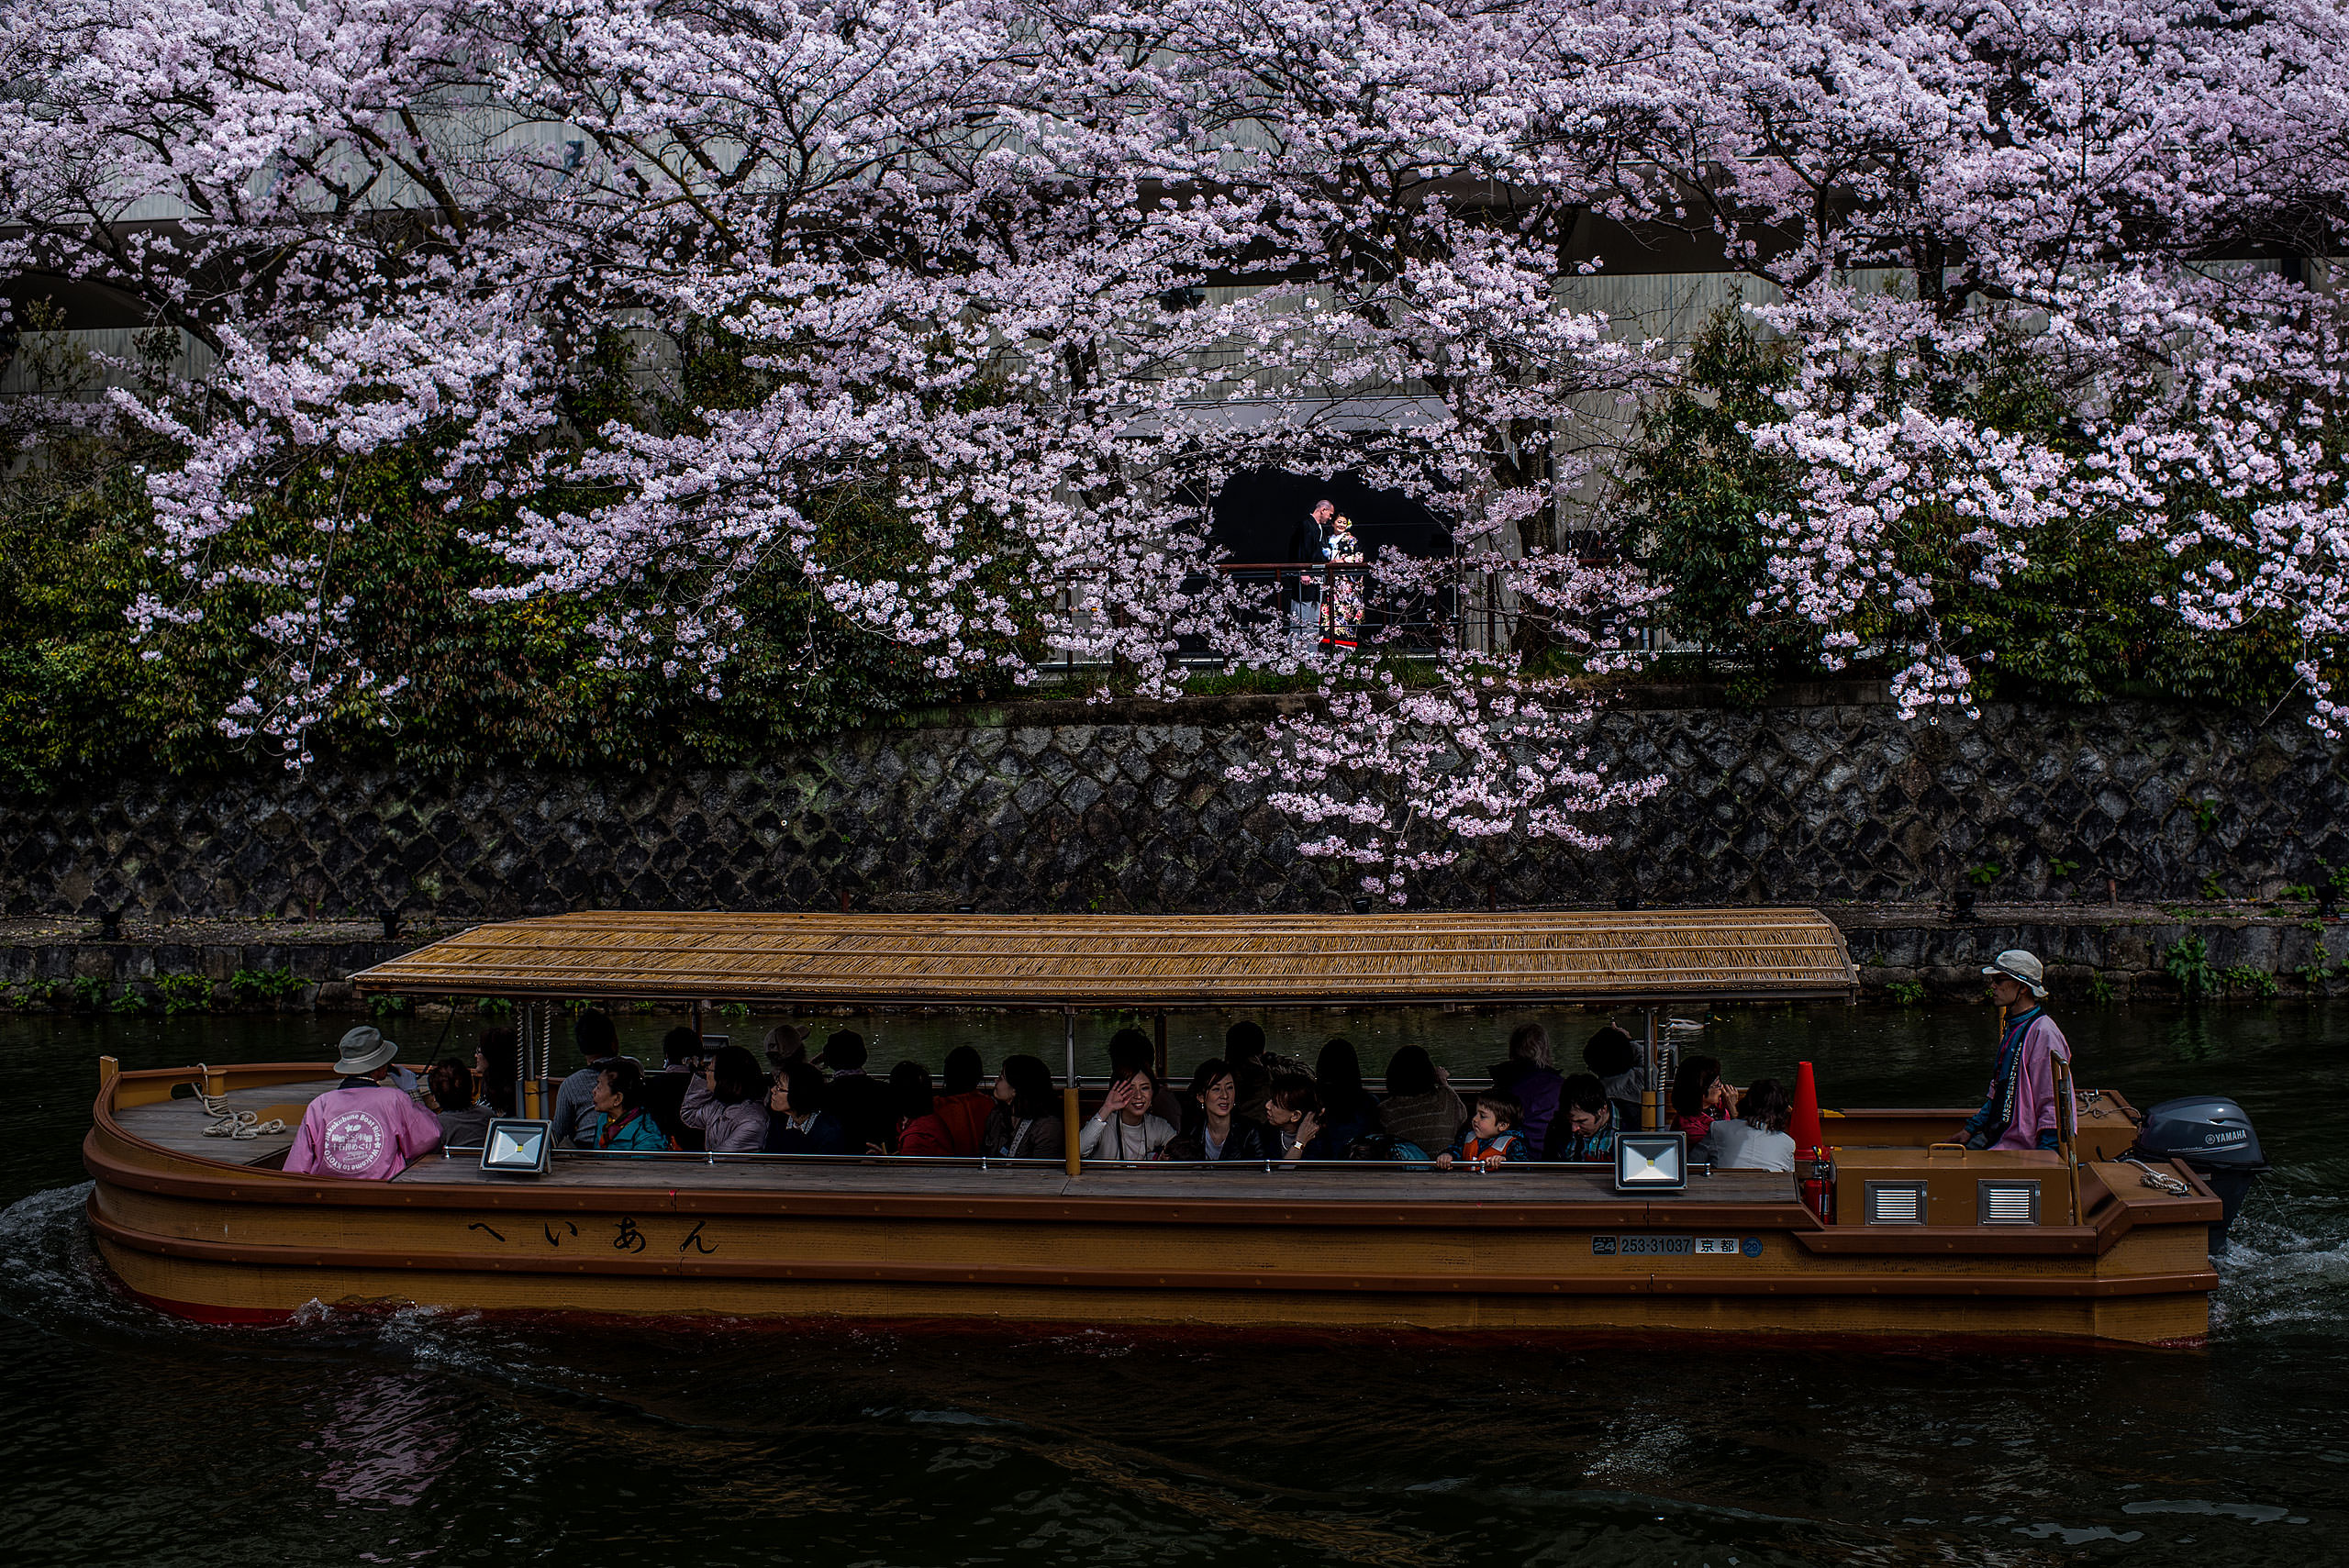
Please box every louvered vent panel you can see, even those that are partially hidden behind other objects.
[1865,1183,1927,1225]
[1978,1182,2041,1225]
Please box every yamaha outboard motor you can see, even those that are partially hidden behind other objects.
[2132,1095,2266,1252]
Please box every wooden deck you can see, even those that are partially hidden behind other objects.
[111,1082,328,1165]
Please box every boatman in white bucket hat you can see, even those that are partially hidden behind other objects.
[284,1027,446,1180]
[1958,950,2075,1151]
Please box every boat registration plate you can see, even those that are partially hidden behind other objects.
[1591,1235,1760,1257]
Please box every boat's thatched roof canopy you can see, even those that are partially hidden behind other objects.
[354,910,1856,1008]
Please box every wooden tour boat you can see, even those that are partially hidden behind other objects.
[85,909,2231,1345]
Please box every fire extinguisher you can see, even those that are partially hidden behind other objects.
[1802,1146,1836,1222]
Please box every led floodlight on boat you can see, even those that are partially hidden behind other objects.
[1614,1131,1687,1191]
[480,1118,553,1176]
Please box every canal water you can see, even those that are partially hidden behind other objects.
[5,1001,2343,1565]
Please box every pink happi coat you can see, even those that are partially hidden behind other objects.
[1992,1013,2076,1151]
[284,1084,446,1179]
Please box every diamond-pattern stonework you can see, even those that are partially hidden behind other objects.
[4,693,2343,917]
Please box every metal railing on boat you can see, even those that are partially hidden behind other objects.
[434,1146,1716,1177]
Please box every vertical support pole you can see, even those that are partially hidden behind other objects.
[1641,1008,1661,1131]
[98,1055,119,1095]
[2051,1053,2083,1225]
[693,997,703,1040]
[1063,1006,1082,1177]
[520,1002,542,1119]
[1153,1010,1168,1085]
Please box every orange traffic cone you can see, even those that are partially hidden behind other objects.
[1790,1060,1822,1152]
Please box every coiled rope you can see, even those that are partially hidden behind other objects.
[188,1064,287,1140]
[2118,1154,2192,1196]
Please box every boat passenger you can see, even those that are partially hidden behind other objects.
[1584,1025,1645,1130]
[644,1026,706,1151]
[1542,1073,1620,1164]
[473,1028,518,1118]
[1489,1024,1564,1151]
[982,1054,1067,1160]
[1707,1078,1796,1171]
[1080,1065,1178,1162]
[1165,1058,1277,1163]
[587,1060,677,1153]
[428,1058,493,1149]
[932,1046,993,1156]
[1260,1073,1334,1162]
[1312,1037,1384,1157]
[1669,1053,1738,1144]
[887,1061,954,1156]
[551,1009,634,1149]
[1225,1020,1273,1121]
[683,1044,772,1153]
[284,1028,444,1181]
[1437,1091,1527,1171]
[1107,1028,1184,1127]
[818,1031,896,1154]
[1378,1044,1468,1153]
[763,1062,849,1155]
[1961,950,2075,1151]
[763,1024,807,1071]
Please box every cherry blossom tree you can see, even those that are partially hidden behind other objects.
[3,0,2344,896]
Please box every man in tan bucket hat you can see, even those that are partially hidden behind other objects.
[1958,949,2075,1151]
[284,1027,445,1180]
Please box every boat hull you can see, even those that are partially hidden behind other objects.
[85,1063,2221,1346]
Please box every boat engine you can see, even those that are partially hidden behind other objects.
[2132,1095,2266,1252]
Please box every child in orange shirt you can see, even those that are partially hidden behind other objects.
[1437,1091,1526,1169]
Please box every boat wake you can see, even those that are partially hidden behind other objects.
[0,1181,497,1362]
[0,1183,181,1342]
[2210,1183,2349,1334]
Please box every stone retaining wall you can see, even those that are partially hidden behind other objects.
[4,689,2345,920]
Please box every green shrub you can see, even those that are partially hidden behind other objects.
[154,973,214,1016]
[1886,978,1927,1006]
[72,975,107,1011]
[8,978,70,1010]
[107,987,148,1014]
[2218,963,2279,1000]
[228,967,308,1006]
[2164,936,2216,1000]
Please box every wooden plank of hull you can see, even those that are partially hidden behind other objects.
[93,1239,2211,1345]
[87,1174,2216,1346]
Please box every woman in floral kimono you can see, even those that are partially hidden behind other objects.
[1320,513,1365,650]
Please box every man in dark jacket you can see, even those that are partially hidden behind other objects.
[550,1009,634,1148]
[642,1026,706,1152]
[1488,1022,1564,1152]
[1284,499,1335,646]
[818,1030,896,1152]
